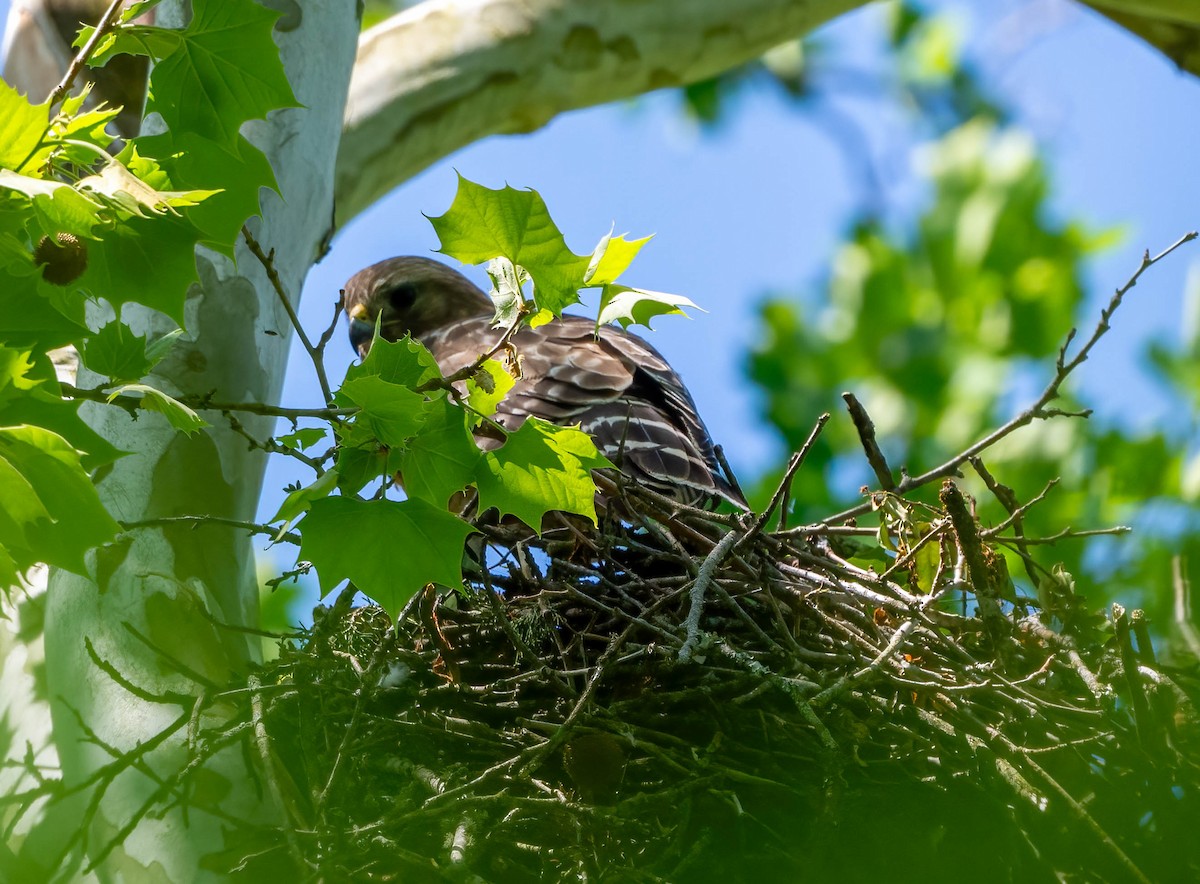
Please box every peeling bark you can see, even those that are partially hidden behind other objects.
[1,2,360,879]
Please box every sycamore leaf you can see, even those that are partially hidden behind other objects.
[108,383,208,434]
[0,171,103,236]
[80,213,201,323]
[395,397,482,508]
[586,229,653,286]
[474,417,612,530]
[0,425,120,576]
[143,328,184,367]
[92,0,299,148]
[342,332,441,390]
[0,350,124,469]
[484,256,528,327]
[466,359,515,418]
[270,468,339,537]
[429,175,591,316]
[135,131,277,254]
[912,529,942,595]
[333,443,390,495]
[82,321,154,381]
[596,285,700,332]
[0,346,40,406]
[78,156,219,219]
[528,308,555,329]
[0,243,88,348]
[0,81,48,172]
[300,496,476,618]
[278,427,327,451]
[337,375,431,448]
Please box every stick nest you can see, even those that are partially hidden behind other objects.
[251,478,1200,883]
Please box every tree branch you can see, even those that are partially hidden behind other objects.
[336,0,863,222]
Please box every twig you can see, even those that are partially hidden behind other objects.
[824,232,1198,524]
[414,311,527,394]
[60,381,356,419]
[712,444,748,505]
[742,413,828,541]
[842,393,894,490]
[242,225,336,407]
[679,530,741,662]
[46,0,127,111]
[980,478,1059,538]
[223,410,324,473]
[941,480,1009,648]
[993,526,1131,546]
[119,515,300,546]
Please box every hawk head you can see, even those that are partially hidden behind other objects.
[343,257,491,358]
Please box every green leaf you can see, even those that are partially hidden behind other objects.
[299,496,477,618]
[82,321,155,381]
[474,417,612,529]
[0,350,124,469]
[0,171,103,236]
[110,0,299,147]
[0,425,121,575]
[428,175,591,316]
[269,468,339,536]
[108,383,208,434]
[0,81,48,172]
[78,154,219,220]
[465,359,515,418]
[279,427,327,451]
[395,398,482,508]
[0,346,39,405]
[342,332,441,391]
[338,375,431,448]
[333,443,390,495]
[586,229,653,286]
[596,285,699,331]
[134,131,277,254]
[143,328,184,367]
[81,213,201,323]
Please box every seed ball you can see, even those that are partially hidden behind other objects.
[34,232,88,285]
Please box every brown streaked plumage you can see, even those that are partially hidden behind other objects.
[343,256,746,509]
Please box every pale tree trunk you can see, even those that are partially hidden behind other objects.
[1,1,360,879]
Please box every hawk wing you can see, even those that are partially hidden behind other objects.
[420,315,746,508]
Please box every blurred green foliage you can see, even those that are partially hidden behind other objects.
[739,4,1199,630]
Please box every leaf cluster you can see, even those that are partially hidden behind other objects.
[0,0,295,588]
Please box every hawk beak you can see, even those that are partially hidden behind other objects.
[347,304,375,358]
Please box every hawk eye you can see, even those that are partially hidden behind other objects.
[386,282,418,313]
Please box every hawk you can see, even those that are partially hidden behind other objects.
[343,257,746,510]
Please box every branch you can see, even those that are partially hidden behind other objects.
[824,231,1198,524]
[119,516,300,546]
[243,225,336,407]
[336,0,865,222]
[45,0,125,110]
[60,382,356,420]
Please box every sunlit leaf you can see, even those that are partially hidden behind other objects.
[429,175,591,316]
[474,418,612,530]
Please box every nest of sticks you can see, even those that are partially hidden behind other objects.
[250,466,1200,883]
[241,238,1200,880]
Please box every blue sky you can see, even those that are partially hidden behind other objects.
[3,1,1199,533]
